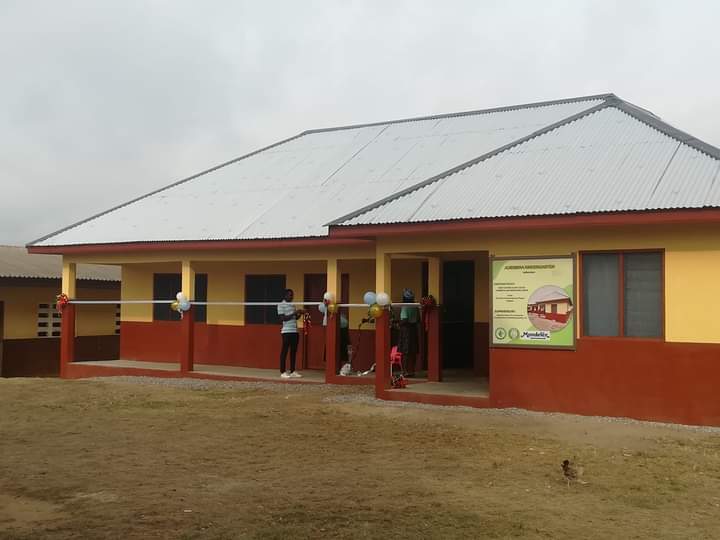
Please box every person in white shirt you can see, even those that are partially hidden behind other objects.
[277,289,305,378]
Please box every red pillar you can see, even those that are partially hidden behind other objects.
[374,310,391,395]
[325,312,339,381]
[179,307,194,373]
[427,307,442,382]
[59,304,76,378]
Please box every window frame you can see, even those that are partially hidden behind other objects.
[152,273,208,323]
[244,274,287,325]
[579,249,665,340]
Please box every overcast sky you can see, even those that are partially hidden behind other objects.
[2,0,719,244]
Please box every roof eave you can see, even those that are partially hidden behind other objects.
[328,208,720,238]
[27,236,376,255]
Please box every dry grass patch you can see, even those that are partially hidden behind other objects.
[1,377,719,539]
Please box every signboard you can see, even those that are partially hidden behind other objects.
[491,255,575,349]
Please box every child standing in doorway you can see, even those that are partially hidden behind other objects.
[398,288,419,377]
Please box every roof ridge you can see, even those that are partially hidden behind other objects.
[304,93,616,135]
[612,100,720,160]
[327,98,619,226]
[330,98,720,228]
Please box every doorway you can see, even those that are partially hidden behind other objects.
[304,274,327,369]
[442,261,475,370]
[303,273,350,370]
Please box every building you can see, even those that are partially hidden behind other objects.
[0,246,120,376]
[26,94,720,426]
[527,288,573,326]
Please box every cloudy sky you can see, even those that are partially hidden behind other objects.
[2,0,719,244]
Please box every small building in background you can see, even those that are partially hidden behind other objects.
[0,246,120,377]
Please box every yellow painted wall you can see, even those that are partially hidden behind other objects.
[0,283,118,339]
[664,249,720,343]
[120,263,178,322]
[0,285,59,339]
[474,253,490,323]
[377,223,720,344]
[339,260,375,328]
[121,260,330,327]
[75,287,119,336]
[196,262,245,326]
[63,221,720,343]
[195,260,325,326]
[391,259,423,304]
[67,245,375,265]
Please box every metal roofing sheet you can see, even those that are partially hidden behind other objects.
[342,107,720,225]
[32,97,605,246]
[0,246,120,280]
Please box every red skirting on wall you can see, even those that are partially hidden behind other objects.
[473,322,489,377]
[348,329,375,372]
[194,324,287,369]
[120,321,182,363]
[490,338,720,427]
[121,322,294,369]
[120,321,377,372]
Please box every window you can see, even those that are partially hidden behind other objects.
[37,303,61,337]
[153,273,208,322]
[582,252,662,338]
[245,275,286,324]
[194,274,208,323]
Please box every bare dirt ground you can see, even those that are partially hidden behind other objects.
[1,377,720,539]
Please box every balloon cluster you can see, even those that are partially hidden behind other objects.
[170,292,191,318]
[363,290,390,320]
[318,291,337,316]
[316,290,391,321]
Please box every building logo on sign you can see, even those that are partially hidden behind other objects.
[521,330,551,341]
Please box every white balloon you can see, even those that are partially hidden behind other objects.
[323,291,336,303]
[318,302,327,314]
[376,292,390,306]
[176,292,188,303]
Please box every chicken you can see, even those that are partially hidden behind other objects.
[561,459,586,486]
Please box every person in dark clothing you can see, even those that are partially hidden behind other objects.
[277,289,305,378]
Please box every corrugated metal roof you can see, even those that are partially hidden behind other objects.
[30,95,609,246]
[0,246,120,281]
[339,105,720,226]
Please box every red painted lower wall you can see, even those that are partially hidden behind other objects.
[194,324,288,369]
[348,329,375,372]
[490,338,720,427]
[120,321,182,363]
[120,321,376,372]
[473,322,489,377]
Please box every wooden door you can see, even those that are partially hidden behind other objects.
[303,275,327,369]
[441,261,475,370]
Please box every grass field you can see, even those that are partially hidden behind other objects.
[1,377,720,539]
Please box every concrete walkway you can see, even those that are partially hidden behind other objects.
[78,359,325,383]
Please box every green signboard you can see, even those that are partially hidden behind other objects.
[491,255,576,349]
